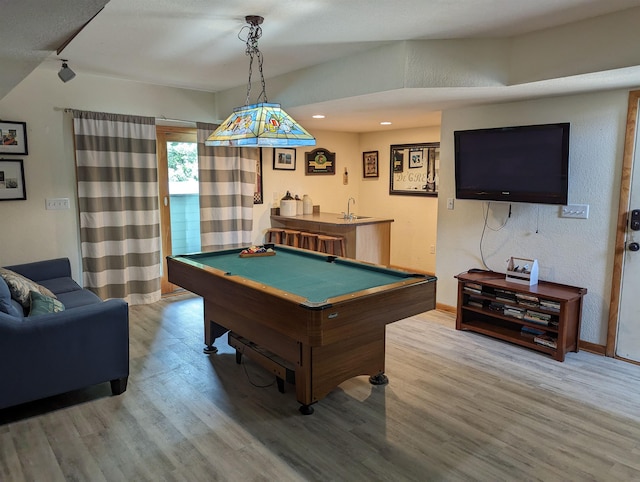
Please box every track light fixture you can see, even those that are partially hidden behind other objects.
[58,59,76,83]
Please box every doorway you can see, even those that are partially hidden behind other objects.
[156,126,199,294]
[608,90,640,363]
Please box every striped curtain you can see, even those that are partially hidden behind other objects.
[72,110,161,305]
[196,123,257,251]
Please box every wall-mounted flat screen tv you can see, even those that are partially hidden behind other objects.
[454,123,570,205]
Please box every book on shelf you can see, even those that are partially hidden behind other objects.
[516,292,539,304]
[467,296,484,308]
[534,334,557,349]
[464,286,482,295]
[481,288,495,298]
[504,307,525,319]
[523,310,552,325]
[521,325,546,336]
[465,282,483,291]
[495,288,517,303]
[540,300,561,312]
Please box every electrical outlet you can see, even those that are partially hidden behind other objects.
[430,245,436,254]
[560,204,589,219]
[447,198,455,210]
[45,198,70,210]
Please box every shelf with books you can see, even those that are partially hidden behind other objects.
[455,270,587,361]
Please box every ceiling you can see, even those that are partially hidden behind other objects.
[4,0,640,132]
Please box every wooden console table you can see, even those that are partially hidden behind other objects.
[455,270,587,361]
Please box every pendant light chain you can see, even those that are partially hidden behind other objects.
[205,14,315,147]
[242,17,268,106]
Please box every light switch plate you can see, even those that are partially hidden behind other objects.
[560,204,589,219]
[46,198,70,210]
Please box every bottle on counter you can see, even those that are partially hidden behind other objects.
[303,194,313,215]
[295,194,303,215]
[280,191,297,217]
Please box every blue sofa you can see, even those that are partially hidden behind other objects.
[0,258,129,410]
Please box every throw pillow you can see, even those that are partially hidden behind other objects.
[0,268,57,309]
[28,290,65,316]
[0,275,23,317]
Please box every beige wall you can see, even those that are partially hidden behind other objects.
[359,127,440,273]
[250,130,361,246]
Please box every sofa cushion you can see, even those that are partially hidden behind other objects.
[28,291,65,317]
[38,277,82,295]
[0,268,57,308]
[0,276,22,318]
[56,289,102,309]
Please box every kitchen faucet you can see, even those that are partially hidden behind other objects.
[347,197,356,220]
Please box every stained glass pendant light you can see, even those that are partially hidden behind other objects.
[206,16,316,147]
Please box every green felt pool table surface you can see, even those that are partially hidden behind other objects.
[177,246,432,305]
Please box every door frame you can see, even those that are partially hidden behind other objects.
[607,89,640,358]
[156,125,197,294]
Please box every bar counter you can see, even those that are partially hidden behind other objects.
[270,212,394,265]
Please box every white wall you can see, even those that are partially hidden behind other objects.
[436,90,630,345]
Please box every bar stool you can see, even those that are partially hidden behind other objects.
[265,228,284,244]
[317,235,346,257]
[299,232,318,251]
[281,229,301,247]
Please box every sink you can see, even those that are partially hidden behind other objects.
[337,215,370,220]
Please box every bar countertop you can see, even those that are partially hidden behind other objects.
[270,212,394,226]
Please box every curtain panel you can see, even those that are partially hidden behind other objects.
[196,123,257,251]
[72,110,161,305]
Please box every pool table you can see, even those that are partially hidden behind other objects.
[167,245,437,414]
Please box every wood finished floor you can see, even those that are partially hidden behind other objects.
[2,293,640,481]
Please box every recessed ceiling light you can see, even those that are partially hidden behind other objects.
[380,121,392,125]
[312,114,326,119]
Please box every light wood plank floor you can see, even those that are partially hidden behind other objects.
[2,293,640,481]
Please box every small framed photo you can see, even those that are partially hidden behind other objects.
[392,150,404,172]
[0,159,27,201]
[363,151,379,178]
[0,121,28,155]
[273,148,296,170]
[409,148,425,169]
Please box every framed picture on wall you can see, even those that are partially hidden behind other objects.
[0,159,27,201]
[0,121,28,155]
[363,151,379,178]
[409,148,425,169]
[390,142,439,196]
[305,148,335,175]
[273,148,296,170]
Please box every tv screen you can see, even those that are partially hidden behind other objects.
[454,123,570,205]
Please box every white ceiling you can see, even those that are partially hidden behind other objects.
[4,0,640,131]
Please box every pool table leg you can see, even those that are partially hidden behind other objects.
[202,305,230,355]
[369,373,389,385]
[299,404,315,415]
[203,344,218,354]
